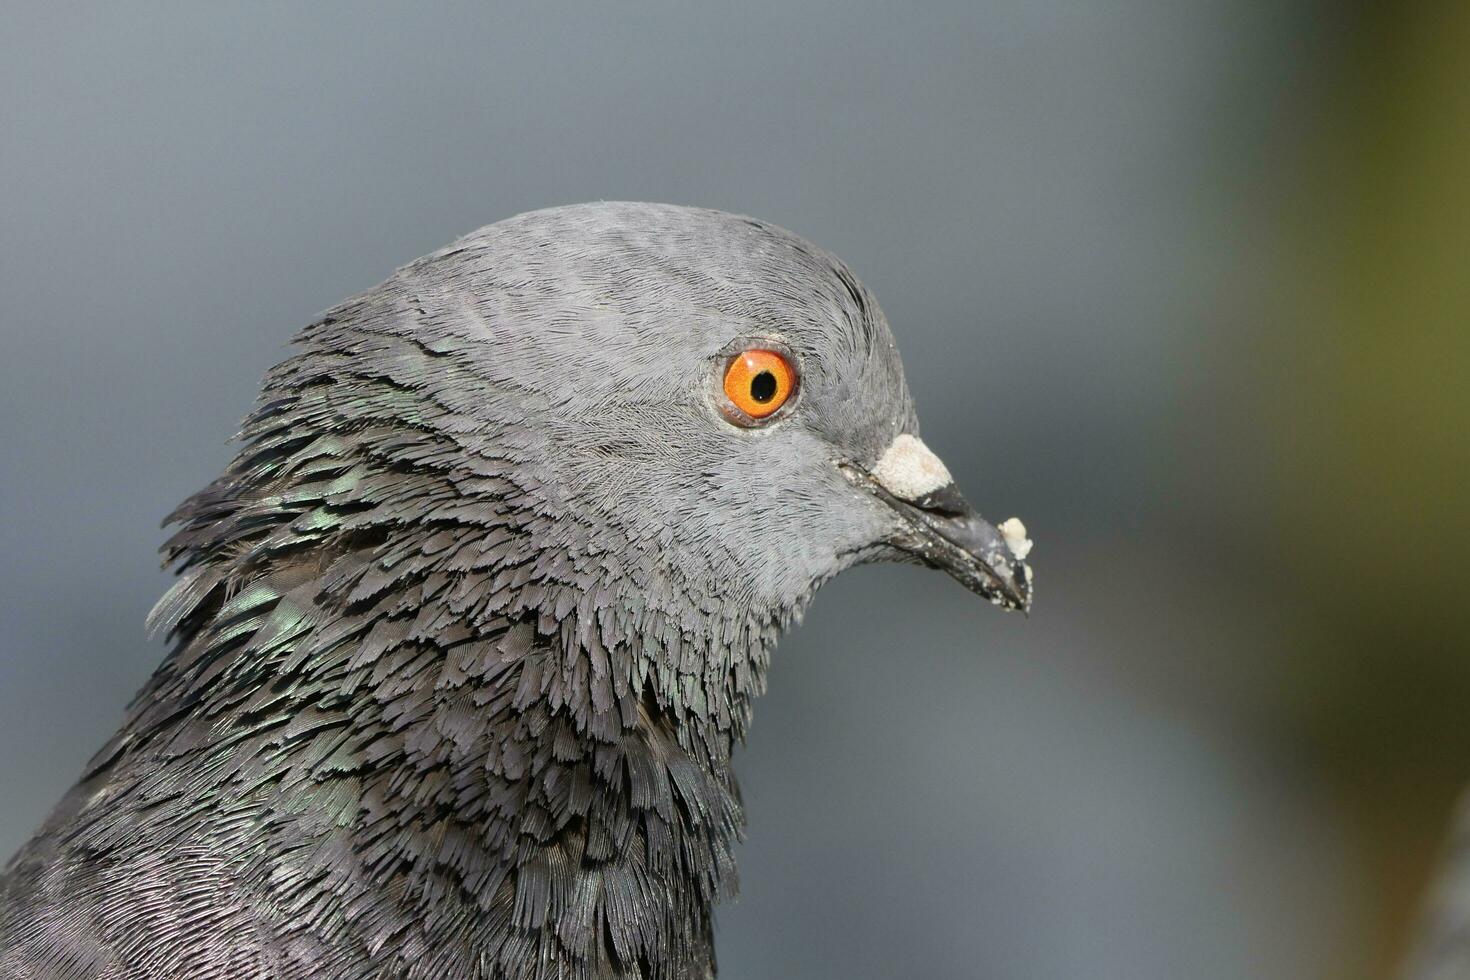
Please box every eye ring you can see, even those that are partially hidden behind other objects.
[720,346,799,426]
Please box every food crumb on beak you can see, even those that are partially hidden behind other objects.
[998,517,1032,561]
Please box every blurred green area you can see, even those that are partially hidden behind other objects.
[1265,3,1470,975]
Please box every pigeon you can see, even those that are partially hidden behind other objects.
[0,202,1033,980]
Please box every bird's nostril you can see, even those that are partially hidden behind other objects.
[750,371,777,403]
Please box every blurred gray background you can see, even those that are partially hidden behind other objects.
[5,4,1468,979]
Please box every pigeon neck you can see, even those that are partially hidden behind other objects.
[107,537,767,976]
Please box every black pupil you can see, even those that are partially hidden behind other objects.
[749,370,778,403]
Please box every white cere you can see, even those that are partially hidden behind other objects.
[998,517,1033,561]
[871,434,954,501]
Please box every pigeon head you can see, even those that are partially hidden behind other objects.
[348,203,1028,632]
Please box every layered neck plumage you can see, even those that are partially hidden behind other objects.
[84,313,799,977]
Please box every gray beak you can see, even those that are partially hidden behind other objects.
[844,434,1033,613]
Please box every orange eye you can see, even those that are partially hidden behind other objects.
[723,349,797,421]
